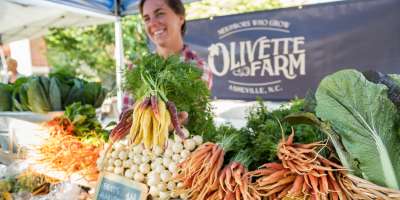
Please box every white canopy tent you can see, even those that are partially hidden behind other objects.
[0,0,199,113]
[0,0,116,44]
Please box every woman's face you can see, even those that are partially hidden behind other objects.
[142,0,184,49]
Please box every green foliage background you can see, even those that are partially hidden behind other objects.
[45,0,281,91]
[45,15,148,91]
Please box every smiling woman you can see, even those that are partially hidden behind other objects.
[137,0,212,87]
[122,0,213,126]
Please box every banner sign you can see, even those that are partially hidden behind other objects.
[184,0,400,100]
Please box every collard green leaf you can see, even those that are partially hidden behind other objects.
[94,88,107,108]
[0,83,13,111]
[11,78,30,111]
[315,69,400,189]
[81,82,97,105]
[38,77,50,96]
[81,82,107,107]
[19,84,30,110]
[27,77,51,113]
[64,79,84,107]
[12,91,24,111]
[49,70,75,102]
[390,74,400,86]
[363,71,400,108]
[303,90,317,113]
[49,77,62,111]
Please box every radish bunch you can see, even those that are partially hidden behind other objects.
[98,135,203,199]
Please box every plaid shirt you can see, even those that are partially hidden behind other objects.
[122,45,213,111]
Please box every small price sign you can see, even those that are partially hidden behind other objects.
[95,172,148,200]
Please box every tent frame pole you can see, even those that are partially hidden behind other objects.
[114,0,124,114]
[0,36,9,84]
[115,17,124,114]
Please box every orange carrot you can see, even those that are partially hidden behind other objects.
[37,135,102,182]
[288,175,304,196]
[175,135,240,199]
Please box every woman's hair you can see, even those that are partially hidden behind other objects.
[6,57,17,71]
[139,0,186,36]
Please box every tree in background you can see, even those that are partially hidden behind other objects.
[45,0,281,91]
[45,15,148,91]
[186,0,281,20]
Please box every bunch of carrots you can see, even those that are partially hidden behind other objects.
[37,135,102,181]
[127,95,184,149]
[174,134,239,199]
[213,150,259,200]
[109,70,185,150]
[44,117,74,136]
[39,113,104,182]
[108,107,134,142]
[174,127,357,200]
[249,131,347,200]
[336,173,400,200]
[107,95,184,151]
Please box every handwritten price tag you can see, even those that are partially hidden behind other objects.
[95,172,148,200]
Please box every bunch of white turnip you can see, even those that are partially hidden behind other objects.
[98,135,203,199]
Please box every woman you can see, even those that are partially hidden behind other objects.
[123,0,213,115]
[6,58,21,84]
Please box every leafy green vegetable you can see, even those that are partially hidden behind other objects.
[94,85,107,108]
[64,102,108,144]
[38,76,50,98]
[65,79,83,106]
[363,71,400,109]
[26,77,52,113]
[303,90,317,113]
[391,75,400,138]
[81,82,107,108]
[388,74,400,111]
[124,54,214,136]
[82,82,98,105]
[18,84,30,111]
[50,70,107,108]
[390,74,400,86]
[315,69,400,189]
[0,83,13,111]
[11,77,30,111]
[3,71,107,113]
[49,68,75,101]
[49,77,62,111]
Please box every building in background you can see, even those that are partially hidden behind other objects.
[7,37,50,77]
